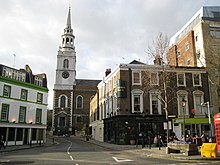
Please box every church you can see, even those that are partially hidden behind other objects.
[53,7,101,136]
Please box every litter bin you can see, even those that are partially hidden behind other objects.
[200,143,217,158]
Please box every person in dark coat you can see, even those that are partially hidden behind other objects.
[0,135,6,150]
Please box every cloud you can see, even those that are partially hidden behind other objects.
[0,0,219,108]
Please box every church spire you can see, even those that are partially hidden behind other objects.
[60,6,75,50]
[66,6,71,28]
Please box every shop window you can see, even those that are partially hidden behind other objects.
[16,128,23,141]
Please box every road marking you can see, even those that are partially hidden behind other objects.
[70,156,74,160]
[112,156,133,162]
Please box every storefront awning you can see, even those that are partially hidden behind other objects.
[173,118,212,124]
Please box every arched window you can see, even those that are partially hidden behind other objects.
[60,96,66,108]
[76,95,83,109]
[63,59,69,68]
[66,38,69,44]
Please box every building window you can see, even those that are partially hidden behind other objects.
[193,73,201,86]
[113,76,117,88]
[177,50,181,57]
[76,95,83,109]
[37,93,43,104]
[36,109,42,124]
[195,36,198,42]
[131,89,143,113]
[177,73,186,86]
[132,71,141,85]
[19,106,26,123]
[20,89,28,101]
[187,59,191,66]
[185,42,189,51]
[34,77,43,87]
[149,90,161,115]
[63,59,69,68]
[76,116,82,123]
[60,96,66,108]
[193,90,204,115]
[1,104,9,121]
[177,91,188,117]
[3,85,11,97]
[150,72,159,85]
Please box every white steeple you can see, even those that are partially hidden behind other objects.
[54,7,76,90]
[60,7,75,51]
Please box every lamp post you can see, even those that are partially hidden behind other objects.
[201,101,213,137]
[182,98,186,143]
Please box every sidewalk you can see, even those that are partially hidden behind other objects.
[79,137,220,161]
[0,137,54,153]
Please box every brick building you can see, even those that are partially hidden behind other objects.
[168,6,220,116]
[90,60,210,144]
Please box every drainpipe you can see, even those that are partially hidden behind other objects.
[129,68,132,113]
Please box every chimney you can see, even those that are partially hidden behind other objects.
[105,68,111,77]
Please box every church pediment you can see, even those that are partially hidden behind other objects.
[55,111,71,117]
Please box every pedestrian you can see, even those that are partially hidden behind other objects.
[0,135,6,150]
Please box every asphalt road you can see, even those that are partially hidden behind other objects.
[0,137,220,165]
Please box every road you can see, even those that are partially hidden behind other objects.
[0,137,220,165]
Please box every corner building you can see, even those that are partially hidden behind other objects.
[0,64,48,146]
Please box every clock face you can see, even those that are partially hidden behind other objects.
[62,71,69,79]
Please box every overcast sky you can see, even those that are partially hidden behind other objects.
[0,0,219,109]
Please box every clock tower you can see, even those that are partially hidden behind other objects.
[54,7,76,90]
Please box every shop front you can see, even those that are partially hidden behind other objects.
[173,117,213,140]
[103,115,166,145]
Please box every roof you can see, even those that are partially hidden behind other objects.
[129,60,146,65]
[76,79,101,86]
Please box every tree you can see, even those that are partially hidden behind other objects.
[146,32,169,65]
[145,32,171,144]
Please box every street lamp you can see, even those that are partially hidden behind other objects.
[201,101,213,137]
[182,98,186,143]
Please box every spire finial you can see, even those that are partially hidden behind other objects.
[66,6,71,28]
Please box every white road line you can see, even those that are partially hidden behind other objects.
[63,138,75,161]
[70,156,74,160]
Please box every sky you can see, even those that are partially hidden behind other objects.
[0,0,220,109]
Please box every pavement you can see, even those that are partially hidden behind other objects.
[1,135,220,161]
